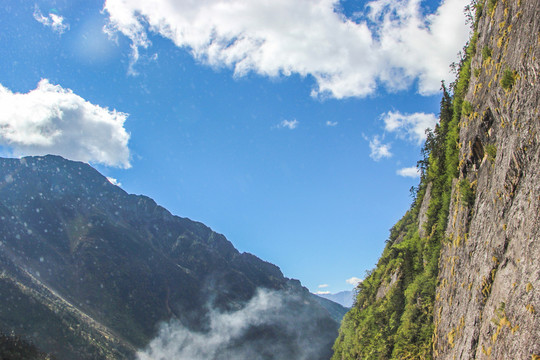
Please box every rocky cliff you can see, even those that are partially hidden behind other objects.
[332,0,539,358]
[0,155,338,359]
[433,0,539,358]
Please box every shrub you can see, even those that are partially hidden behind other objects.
[462,100,473,116]
[459,178,475,206]
[485,144,497,162]
[487,0,497,15]
[482,46,492,60]
[474,2,484,29]
[500,68,516,90]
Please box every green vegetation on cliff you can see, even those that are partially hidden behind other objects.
[331,8,480,359]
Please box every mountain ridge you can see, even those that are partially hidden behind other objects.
[0,154,338,359]
[315,290,354,308]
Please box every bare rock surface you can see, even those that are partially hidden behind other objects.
[433,0,540,358]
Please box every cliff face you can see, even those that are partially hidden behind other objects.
[433,0,539,358]
[332,0,539,358]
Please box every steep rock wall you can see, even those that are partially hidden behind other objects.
[332,0,539,358]
[433,0,539,358]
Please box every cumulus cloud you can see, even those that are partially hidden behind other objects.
[137,289,333,360]
[278,119,299,130]
[346,277,362,286]
[33,6,69,34]
[397,166,420,178]
[382,111,438,144]
[0,80,131,168]
[325,121,338,127]
[368,136,392,161]
[103,0,469,98]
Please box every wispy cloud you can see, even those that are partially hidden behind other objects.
[33,6,69,34]
[0,80,131,168]
[397,166,420,178]
[382,111,438,144]
[346,277,362,286]
[103,0,470,97]
[137,289,334,360]
[315,291,331,295]
[278,119,299,130]
[368,136,392,161]
[318,284,329,288]
[325,121,338,127]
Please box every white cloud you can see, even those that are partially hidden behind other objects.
[107,177,123,186]
[368,136,392,161]
[103,0,470,98]
[278,119,299,130]
[325,121,338,127]
[382,111,438,144]
[346,277,362,286]
[138,290,283,360]
[366,111,436,163]
[397,166,420,178]
[137,289,331,360]
[0,80,131,168]
[33,6,69,34]
[315,291,331,295]
[318,284,329,288]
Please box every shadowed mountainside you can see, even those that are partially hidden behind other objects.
[0,155,338,359]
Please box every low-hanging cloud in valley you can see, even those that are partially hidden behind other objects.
[0,80,131,168]
[136,289,334,360]
[103,0,470,99]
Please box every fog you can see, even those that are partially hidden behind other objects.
[137,289,335,360]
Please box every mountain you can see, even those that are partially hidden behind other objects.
[0,155,338,359]
[0,333,50,360]
[315,291,354,308]
[310,294,350,322]
[332,0,539,359]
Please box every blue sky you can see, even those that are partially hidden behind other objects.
[0,0,470,293]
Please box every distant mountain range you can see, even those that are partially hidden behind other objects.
[315,290,355,308]
[0,155,339,359]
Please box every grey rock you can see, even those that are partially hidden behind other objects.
[433,0,540,358]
